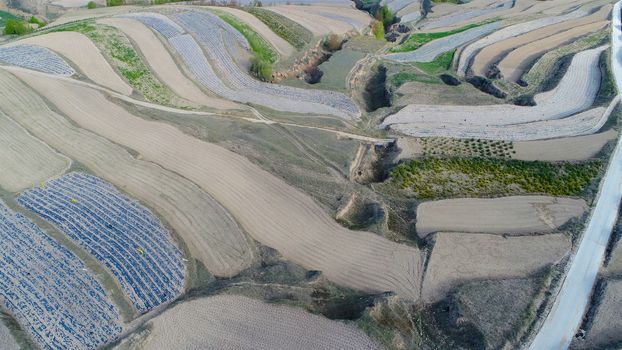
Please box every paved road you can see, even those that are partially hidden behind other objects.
[528,4,622,349]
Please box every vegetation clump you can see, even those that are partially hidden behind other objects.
[106,0,124,6]
[3,19,33,35]
[392,157,602,199]
[87,1,97,9]
[28,16,46,28]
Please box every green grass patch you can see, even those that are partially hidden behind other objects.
[213,11,277,64]
[392,157,602,199]
[0,11,19,28]
[389,21,494,53]
[391,71,440,87]
[246,7,312,50]
[3,19,33,35]
[414,49,455,74]
[28,16,46,28]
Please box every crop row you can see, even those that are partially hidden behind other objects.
[18,172,185,313]
[0,45,74,76]
[0,199,121,349]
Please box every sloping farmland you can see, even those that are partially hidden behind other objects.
[266,5,370,36]
[416,196,586,237]
[421,232,571,302]
[0,113,69,192]
[97,17,240,110]
[15,70,425,300]
[121,295,381,350]
[0,69,254,279]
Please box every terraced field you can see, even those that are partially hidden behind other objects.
[0,199,122,349]
[382,46,607,140]
[0,45,74,76]
[0,69,253,278]
[16,70,424,300]
[416,196,586,237]
[19,173,186,313]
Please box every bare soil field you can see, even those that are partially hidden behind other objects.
[212,6,295,57]
[416,196,587,237]
[421,232,571,302]
[575,278,622,349]
[8,31,133,95]
[498,20,609,82]
[16,71,424,300]
[116,295,381,350]
[0,69,254,278]
[512,129,617,161]
[266,5,369,36]
[393,80,504,107]
[471,4,611,77]
[96,17,239,110]
[0,113,70,193]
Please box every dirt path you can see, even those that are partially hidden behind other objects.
[16,71,424,300]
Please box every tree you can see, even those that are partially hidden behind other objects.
[87,1,97,8]
[3,19,33,35]
[250,56,272,81]
[372,20,384,40]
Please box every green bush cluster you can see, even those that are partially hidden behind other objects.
[3,19,33,35]
[391,157,602,199]
[247,7,312,50]
[389,21,494,53]
[106,0,124,7]
[250,56,273,81]
[87,1,97,8]
[28,16,46,28]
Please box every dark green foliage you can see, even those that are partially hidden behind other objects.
[392,157,602,199]
[106,0,124,7]
[0,11,19,27]
[3,19,33,35]
[247,7,311,50]
[250,56,272,81]
[467,76,507,98]
[87,1,97,8]
[439,74,461,86]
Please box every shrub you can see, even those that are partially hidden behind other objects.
[106,0,124,6]
[324,34,343,52]
[3,19,33,35]
[373,21,384,40]
[250,56,272,81]
[87,1,97,8]
[28,16,46,28]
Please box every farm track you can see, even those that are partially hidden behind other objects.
[0,69,255,279]
[8,31,133,95]
[96,17,240,110]
[17,71,424,300]
[421,232,571,302]
[416,196,586,237]
[471,4,611,78]
[0,114,70,193]
[119,295,381,350]
[382,46,607,140]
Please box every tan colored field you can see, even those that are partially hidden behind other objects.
[211,7,295,57]
[416,196,586,237]
[8,32,133,95]
[513,129,616,161]
[498,20,608,82]
[15,71,424,300]
[117,295,381,350]
[421,232,571,302]
[267,5,369,36]
[96,17,239,110]
[48,6,141,27]
[577,279,622,349]
[0,69,254,278]
[471,4,610,77]
[0,113,70,193]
